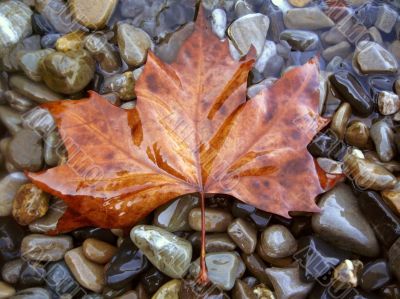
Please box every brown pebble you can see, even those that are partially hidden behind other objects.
[83,238,118,264]
[0,281,16,299]
[188,208,233,232]
[228,218,257,254]
[232,279,257,299]
[12,183,49,226]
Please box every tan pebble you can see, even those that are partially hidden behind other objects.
[83,238,118,264]
[65,247,105,293]
[56,31,86,52]
[151,279,181,299]
[0,281,15,299]
[288,0,312,7]
[12,183,49,226]
[70,0,118,29]
[188,208,233,232]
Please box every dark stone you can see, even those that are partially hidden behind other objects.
[307,130,347,160]
[360,259,392,292]
[232,200,271,230]
[294,236,349,282]
[18,262,46,288]
[105,238,148,289]
[141,267,167,295]
[232,201,257,218]
[46,261,80,297]
[0,217,25,262]
[329,71,374,117]
[354,3,379,27]
[308,285,370,299]
[103,286,130,299]
[71,227,117,244]
[179,279,229,299]
[40,34,62,49]
[381,284,400,299]
[358,191,400,248]
[248,210,272,230]
[32,13,55,35]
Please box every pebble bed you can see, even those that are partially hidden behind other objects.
[0,0,400,298]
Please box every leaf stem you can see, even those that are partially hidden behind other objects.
[198,191,209,284]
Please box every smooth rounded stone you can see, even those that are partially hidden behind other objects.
[294,236,349,282]
[279,30,318,52]
[330,102,351,140]
[368,26,383,44]
[322,41,351,61]
[65,247,105,293]
[370,120,396,162]
[360,259,391,292]
[46,261,80,297]
[55,31,86,53]
[18,261,46,288]
[211,8,227,39]
[40,33,61,49]
[117,24,152,67]
[31,13,54,35]
[254,41,277,73]
[189,252,243,291]
[4,91,35,112]
[84,33,121,74]
[284,7,334,30]
[101,72,135,101]
[18,49,55,82]
[234,0,253,17]
[29,199,66,233]
[1,259,23,284]
[40,50,95,94]
[375,4,398,33]
[358,190,400,249]
[227,218,257,254]
[259,225,297,259]
[389,40,400,61]
[329,71,373,117]
[189,232,236,253]
[155,22,195,64]
[227,13,270,56]
[0,1,32,58]
[11,287,51,299]
[0,281,15,298]
[378,91,400,115]
[316,158,343,175]
[0,172,28,217]
[12,183,49,226]
[151,279,181,299]
[382,181,400,217]
[83,238,117,265]
[9,75,62,103]
[345,121,370,149]
[311,184,380,257]
[241,253,271,286]
[6,128,43,172]
[0,106,22,135]
[153,194,199,232]
[332,259,363,290]
[130,225,192,278]
[71,227,117,244]
[179,279,228,299]
[188,208,233,232]
[389,237,400,283]
[21,234,73,262]
[70,0,117,29]
[0,217,25,262]
[247,78,277,98]
[356,42,398,74]
[232,280,256,299]
[43,131,61,166]
[105,238,148,289]
[141,267,168,295]
[266,264,314,299]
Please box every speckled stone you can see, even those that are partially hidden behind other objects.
[130,225,192,278]
[0,172,28,217]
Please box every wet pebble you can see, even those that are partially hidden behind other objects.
[188,208,233,232]
[0,217,25,262]
[211,8,227,39]
[105,238,148,289]
[1,259,23,284]
[83,238,117,264]
[12,183,49,226]
[70,0,117,29]
[311,184,380,257]
[151,279,181,299]
[189,232,236,253]
[11,287,51,299]
[130,225,192,279]
[65,247,105,293]
[153,194,199,232]
[375,4,398,33]
[0,172,28,217]
[17,261,46,288]
[18,49,55,82]
[21,234,73,262]
[4,91,35,112]
[332,259,363,290]
[228,218,257,254]
[228,13,270,56]
[0,281,15,298]
[360,259,391,292]
[141,267,167,295]
[356,42,398,74]
[378,91,400,115]
[259,225,297,259]
[6,129,43,172]
[189,252,243,291]
[71,227,117,244]
[279,30,319,51]
[40,50,95,94]
[330,102,351,140]
[29,199,66,233]
[45,261,79,297]
[284,7,334,30]
[241,253,271,285]
[55,31,86,53]
[117,24,152,67]
[0,106,22,136]
[370,120,396,162]
[101,71,135,101]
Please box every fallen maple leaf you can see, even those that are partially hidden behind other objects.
[28,8,328,281]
